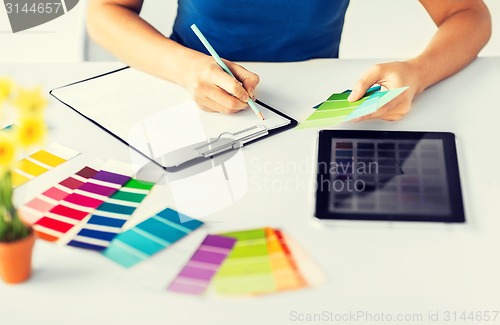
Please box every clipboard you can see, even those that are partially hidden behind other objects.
[50,67,297,171]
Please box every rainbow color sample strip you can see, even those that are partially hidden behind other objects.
[212,228,277,295]
[279,232,327,288]
[33,161,133,242]
[103,208,203,268]
[266,228,307,291]
[12,143,80,187]
[298,86,408,129]
[66,179,155,251]
[19,163,101,225]
[168,234,236,295]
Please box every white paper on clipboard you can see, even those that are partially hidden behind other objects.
[50,67,293,169]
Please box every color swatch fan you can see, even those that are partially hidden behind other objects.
[168,227,325,296]
[20,161,101,225]
[299,86,408,129]
[32,160,134,242]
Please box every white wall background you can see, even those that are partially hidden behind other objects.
[340,0,499,58]
[0,1,86,62]
[0,0,498,63]
[86,0,500,61]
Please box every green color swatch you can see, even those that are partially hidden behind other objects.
[212,228,276,295]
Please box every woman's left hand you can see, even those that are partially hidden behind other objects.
[347,60,423,121]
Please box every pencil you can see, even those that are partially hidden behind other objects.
[190,24,265,120]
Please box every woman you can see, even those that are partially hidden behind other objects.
[87,0,491,121]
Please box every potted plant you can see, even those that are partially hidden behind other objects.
[0,77,47,284]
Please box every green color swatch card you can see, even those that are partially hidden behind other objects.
[299,86,408,129]
[212,228,276,295]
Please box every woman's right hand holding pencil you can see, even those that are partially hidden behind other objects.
[184,54,260,114]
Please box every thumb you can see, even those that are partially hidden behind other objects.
[348,65,380,102]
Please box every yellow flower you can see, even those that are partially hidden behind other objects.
[0,131,16,174]
[0,78,14,104]
[13,116,46,148]
[12,86,47,117]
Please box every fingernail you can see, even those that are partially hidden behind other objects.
[347,91,358,102]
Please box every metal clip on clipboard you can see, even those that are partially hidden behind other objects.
[161,125,269,169]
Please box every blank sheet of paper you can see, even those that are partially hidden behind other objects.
[51,68,290,165]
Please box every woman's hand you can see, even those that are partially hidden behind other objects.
[347,60,423,121]
[186,55,260,114]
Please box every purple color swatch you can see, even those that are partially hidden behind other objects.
[78,183,117,197]
[93,171,130,185]
[179,266,216,281]
[203,234,237,248]
[168,234,236,295]
[191,250,227,264]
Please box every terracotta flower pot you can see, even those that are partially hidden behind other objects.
[0,229,35,284]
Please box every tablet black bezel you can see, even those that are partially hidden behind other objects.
[315,130,465,223]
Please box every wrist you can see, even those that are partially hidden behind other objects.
[177,51,209,90]
[405,58,427,95]
[157,41,208,90]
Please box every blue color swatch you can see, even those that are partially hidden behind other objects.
[102,208,203,268]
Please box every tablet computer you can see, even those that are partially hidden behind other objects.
[315,130,465,222]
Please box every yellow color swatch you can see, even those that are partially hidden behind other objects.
[11,172,31,187]
[30,150,66,167]
[12,143,79,188]
[17,159,48,176]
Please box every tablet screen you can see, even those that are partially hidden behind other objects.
[315,131,465,222]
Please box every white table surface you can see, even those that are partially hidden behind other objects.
[1,58,500,325]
